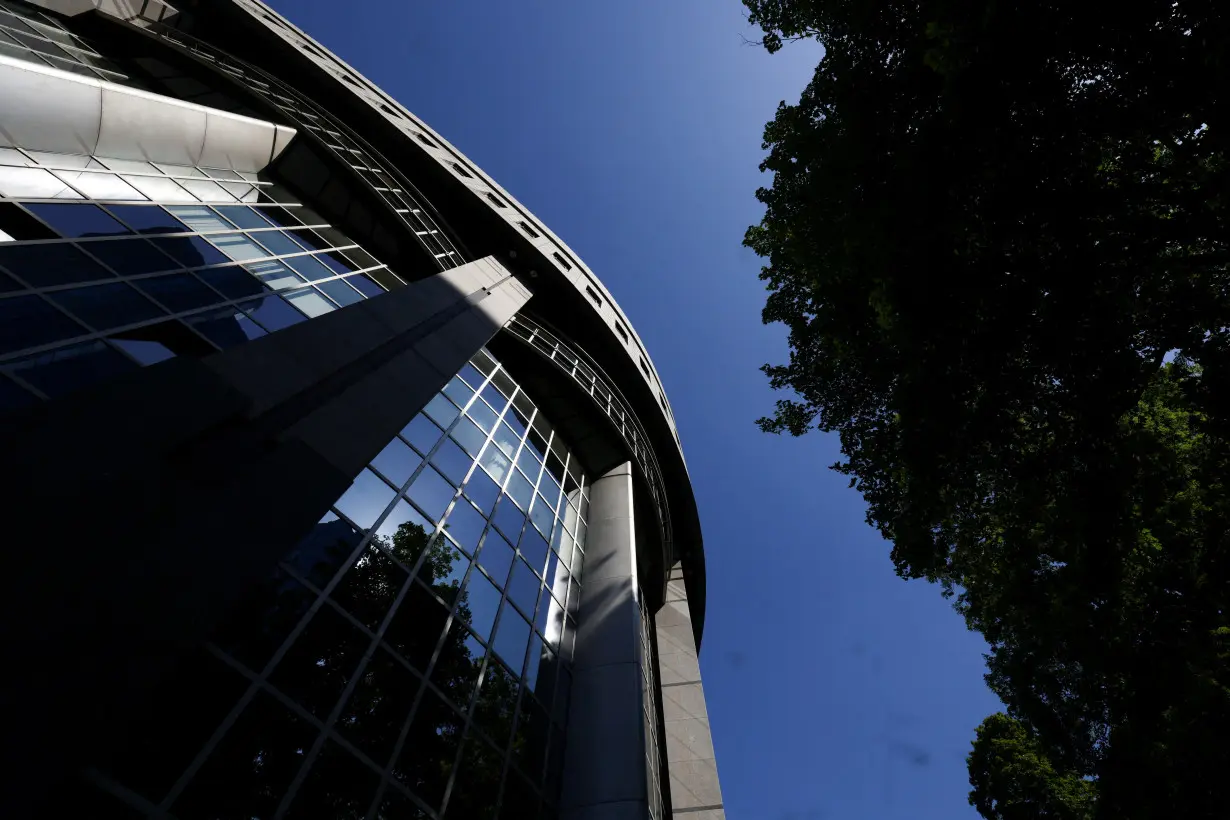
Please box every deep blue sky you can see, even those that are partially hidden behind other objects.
[269,1,1003,817]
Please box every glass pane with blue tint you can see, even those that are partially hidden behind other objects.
[457,363,485,389]
[478,443,512,487]
[516,445,542,483]
[243,258,304,291]
[375,498,433,560]
[109,331,178,364]
[506,469,534,511]
[477,530,514,586]
[184,305,266,349]
[492,422,520,458]
[0,294,86,355]
[0,242,112,287]
[525,633,547,693]
[540,596,565,653]
[7,340,134,398]
[195,265,268,300]
[433,541,469,589]
[335,468,396,530]
[402,413,443,455]
[284,287,335,317]
[504,404,530,439]
[506,559,540,620]
[430,437,472,485]
[529,496,555,541]
[318,250,354,275]
[491,498,525,544]
[248,229,305,257]
[209,232,271,262]
[24,202,129,238]
[316,276,363,307]
[164,205,231,232]
[346,272,384,297]
[442,375,472,408]
[492,605,532,676]
[461,573,502,644]
[406,466,456,526]
[285,252,335,282]
[463,468,500,517]
[480,381,504,413]
[466,397,500,432]
[423,393,459,429]
[241,294,306,331]
[371,436,421,488]
[539,473,562,510]
[283,511,363,590]
[105,205,188,234]
[81,238,177,275]
[442,498,486,557]
[152,233,231,267]
[47,282,164,331]
[519,528,549,577]
[133,272,222,312]
[212,205,273,230]
[524,428,549,462]
[551,527,574,572]
[452,418,488,459]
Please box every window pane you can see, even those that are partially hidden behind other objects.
[241,294,306,332]
[54,170,145,200]
[47,282,165,330]
[460,573,502,644]
[477,530,514,586]
[0,241,112,287]
[442,375,473,407]
[345,273,384,297]
[316,276,363,307]
[463,468,500,516]
[423,393,460,429]
[492,606,531,675]
[335,468,396,529]
[491,498,525,544]
[442,499,486,557]
[0,166,78,198]
[133,272,223,312]
[247,229,304,257]
[152,234,231,267]
[401,413,443,455]
[108,319,213,363]
[285,252,335,282]
[243,258,304,291]
[210,232,272,262]
[370,436,421,488]
[106,205,188,235]
[519,527,549,577]
[212,205,273,230]
[506,469,534,511]
[466,397,499,432]
[0,294,86,355]
[196,265,268,300]
[6,339,134,398]
[406,467,455,524]
[506,559,540,620]
[81,238,177,275]
[478,443,512,485]
[430,437,472,485]
[124,175,194,202]
[184,305,267,349]
[24,203,129,238]
[284,287,335,317]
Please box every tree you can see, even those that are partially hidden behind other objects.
[967,713,1094,820]
[743,1,1230,816]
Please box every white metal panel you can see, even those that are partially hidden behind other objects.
[0,54,295,172]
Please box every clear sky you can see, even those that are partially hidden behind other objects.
[269,1,1004,817]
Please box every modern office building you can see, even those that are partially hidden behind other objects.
[0,1,722,818]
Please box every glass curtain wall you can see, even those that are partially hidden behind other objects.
[0,144,405,412]
[79,348,589,820]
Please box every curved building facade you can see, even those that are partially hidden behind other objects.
[0,1,721,818]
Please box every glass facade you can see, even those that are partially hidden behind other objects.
[0,0,127,83]
[0,144,407,410]
[83,348,588,818]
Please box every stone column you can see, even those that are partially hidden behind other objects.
[657,562,725,818]
[561,461,655,820]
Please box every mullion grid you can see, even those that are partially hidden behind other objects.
[143,351,587,819]
[639,594,664,820]
[0,0,127,82]
[160,29,463,270]
[0,156,403,398]
[507,313,671,567]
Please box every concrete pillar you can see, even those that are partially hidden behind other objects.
[561,462,655,820]
[0,257,528,815]
[657,563,725,818]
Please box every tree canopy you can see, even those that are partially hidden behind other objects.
[743,1,1230,816]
